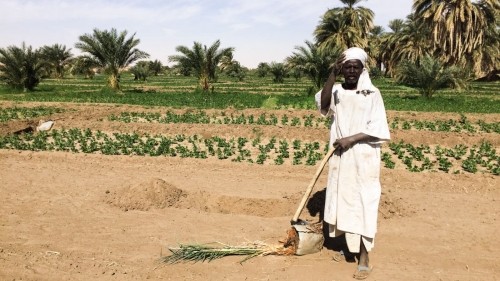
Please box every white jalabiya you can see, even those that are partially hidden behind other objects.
[315,83,390,253]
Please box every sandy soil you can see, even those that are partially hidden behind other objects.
[0,101,499,281]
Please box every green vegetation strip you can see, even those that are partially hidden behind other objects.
[108,111,329,128]
[0,129,497,175]
[107,110,500,134]
[1,90,499,113]
[0,106,65,122]
[1,75,499,113]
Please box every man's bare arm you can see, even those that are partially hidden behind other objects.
[320,55,345,112]
[334,133,379,150]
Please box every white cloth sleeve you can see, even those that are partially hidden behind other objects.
[361,90,391,144]
[314,89,335,118]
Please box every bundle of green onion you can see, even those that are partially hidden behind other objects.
[161,241,292,264]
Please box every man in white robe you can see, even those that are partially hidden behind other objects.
[315,47,390,280]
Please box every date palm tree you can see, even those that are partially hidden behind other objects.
[469,0,499,79]
[314,0,374,51]
[40,44,73,79]
[367,25,385,74]
[256,62,270,78]
[388,19,405,33]
[378,19,405,76]
[169,40,233,90]
[286,40,340,90]
[148,59,163,76]
[396,55,467,98]
[413,0,497,65]
[70,55,100,79]
[269,62,287,83]
[75,28,149,90]
[0,42,43,91]
[380,15,433,76]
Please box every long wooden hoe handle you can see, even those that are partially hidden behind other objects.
[291,146,337,224]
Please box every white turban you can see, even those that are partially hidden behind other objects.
[341,47,373,93]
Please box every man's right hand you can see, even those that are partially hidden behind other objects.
[333,54,345,75]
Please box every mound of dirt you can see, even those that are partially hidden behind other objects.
[104,179,412,219]
[105,178,184,211]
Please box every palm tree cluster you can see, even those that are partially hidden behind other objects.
[129,60,166,81]
[380,0,499,80]
[39,44,73,79]
[0,43,44,91]
[285,0,498,96]
[0,28,150,92]
[0,0,497,95]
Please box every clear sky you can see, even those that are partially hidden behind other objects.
[0,0,413,68]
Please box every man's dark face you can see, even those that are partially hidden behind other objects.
[341,59,364,87]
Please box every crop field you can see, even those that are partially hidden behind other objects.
[0,75,499,280]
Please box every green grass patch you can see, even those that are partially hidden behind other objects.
[1,75,499,113]
[0,106,66,122]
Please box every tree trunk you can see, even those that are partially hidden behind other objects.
[199,73,210,91]
[108,73,120,90]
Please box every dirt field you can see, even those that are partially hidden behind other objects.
[0,101,498,281]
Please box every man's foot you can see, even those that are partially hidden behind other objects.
[332,250,345,262]
[332,250,356,262]
[353,265,372,280]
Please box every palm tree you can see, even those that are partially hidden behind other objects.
[0,42,43,91]
[388,19,405,33]
[380,14,433,76]
[269,62,287,83]
[367,25,385,74]
[40,44,73,79]
[256,62,270,77]
[70,55,100,79]
[131,61,150,81]
[75,28,149,90]
[218,52,235,73]
[148,59,163,76]
[378,19,405,76]
[224,61,247,82]
[469,0,499,80]
[314,0,374,51]
[413,0,497,66]
[471,23,500,80]
[286,40,340,90]
[396,55,467,98]
[169,40,234,90]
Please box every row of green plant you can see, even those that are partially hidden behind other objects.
[390,115,500,134]
[0,129,328,166]
[0,103,497,134]
[385,140,498,175]
[0,106,65,122]
[107,111,330,128]
[0,129,497,175]
[107,110,500,134]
